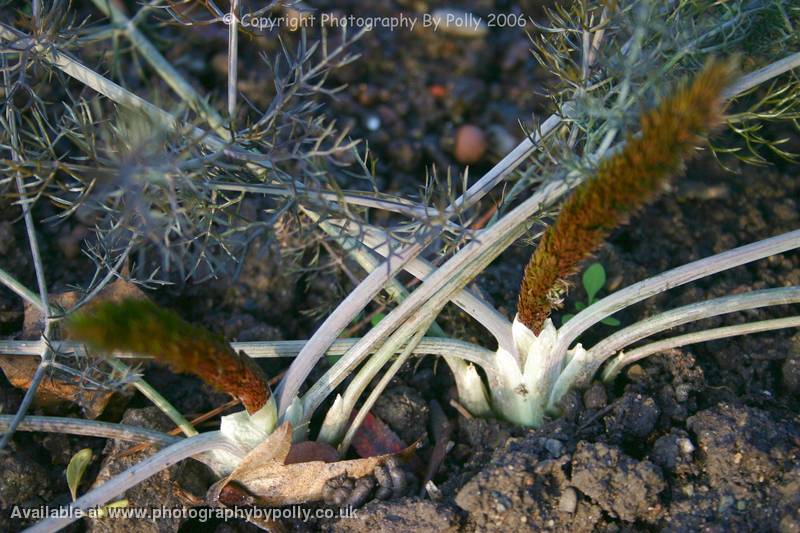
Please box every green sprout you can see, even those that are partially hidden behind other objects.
[66,448,93,502]
[561,263,621,327]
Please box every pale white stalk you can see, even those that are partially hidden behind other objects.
[276,122,566,412]
[25,432,245,533]
[602,315,800,381]
[0,338,498,368]
[0,415,179,446]
[219,397,277,452]
[555,229,800,361]
[307,212,493,415]
[338,321,432,452]
[351,221,515,352]
[301,180,571,422]
[488,317,558,427]
[550,286,800,410]
[307,223,524,424]
[276,237,431,413]
[590,286,800,362]
[319,311,437,446]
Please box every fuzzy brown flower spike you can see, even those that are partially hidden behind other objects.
[517,59,736,334]
[67,299,270,414]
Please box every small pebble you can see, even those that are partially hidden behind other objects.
[544,438,564,458]
[365,115,381,131]
[677,437,695,455]
[626,364,646,380]
[454,124,487,164]
[674,383,691,402]
[558,487,578,513]
[583,382,608,409]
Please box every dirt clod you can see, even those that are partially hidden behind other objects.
[322,498,462,533]
[650,429,694,474]
[571,441,666,522]
[372,385,430,444]
[582,383,607,410]
[603,392,660,442]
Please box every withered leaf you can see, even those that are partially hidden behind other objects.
[209,423,406,507]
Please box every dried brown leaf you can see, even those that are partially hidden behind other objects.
[208,423,406,507]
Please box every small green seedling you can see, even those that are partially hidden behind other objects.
[66,448,128,512]
[561,263,621,327]
[66,448,93,501]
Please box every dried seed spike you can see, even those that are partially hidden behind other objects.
[517,58,737,333]
[66,298,269,413]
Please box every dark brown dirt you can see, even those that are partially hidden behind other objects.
[1,1,799,532]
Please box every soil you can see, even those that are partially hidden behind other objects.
[1,1,799,532]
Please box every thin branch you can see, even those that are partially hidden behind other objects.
[0,323,53,452]
[227,0,239,118]
[213,181,455,223]
[0,53,52,452]
[723,51,800,98]
[0,266,42,309]
[68,241,134,314]
[589,286,800,363]
[88,0,230,137]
